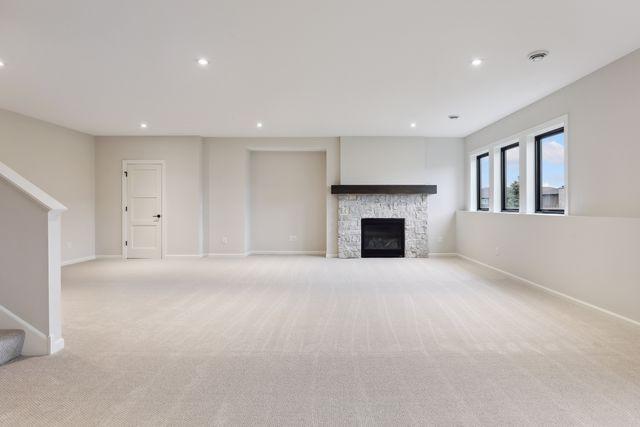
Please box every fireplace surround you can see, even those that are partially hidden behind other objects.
[334,185,435,259]
[337,193,431,258]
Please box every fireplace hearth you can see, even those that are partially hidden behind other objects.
[361,218,405,258]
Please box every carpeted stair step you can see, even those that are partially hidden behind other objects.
[0,329,25,365]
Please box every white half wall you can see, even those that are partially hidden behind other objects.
[250,151,326,253]
[0,161,67,355]
[0,177,49,334]
[95,136,204,256]
[0,108,95,263]
[457,211,640,324]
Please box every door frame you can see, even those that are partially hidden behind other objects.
[121,160,166,259]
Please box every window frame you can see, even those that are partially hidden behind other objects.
[500,142,520,212]
[535,127,565,214]
[476,152,489,211]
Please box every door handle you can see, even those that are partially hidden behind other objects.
[154,214,161,218]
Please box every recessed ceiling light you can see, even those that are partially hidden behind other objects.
[448,115,460,120]
[410,122,417,128]
[0,60,5,68]
[139,122,148,129]
[197,58,209,66]
[256,122,263,128]
[528,50,549,62]
[471,58,483,67]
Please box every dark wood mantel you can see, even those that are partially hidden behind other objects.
[330,185,437,195]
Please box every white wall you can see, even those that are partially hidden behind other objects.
[94,136,459,257]
[0,108,95,263]
[340,137,428,184]
[425,139,465,253]
[95,136,204,256]
[250,151,326,253]
[458,48,640,323]
[457,211,640,323]
[340,137,464,253]
[0,107,463,260]
[205,138,339,256]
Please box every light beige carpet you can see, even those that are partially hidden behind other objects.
[1,256,640,426]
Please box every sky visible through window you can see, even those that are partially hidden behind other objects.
[504,146,519,210]
[540,132,565,189]
[479,155,489,209]
[505,147,519,185]
[539,130,565,211]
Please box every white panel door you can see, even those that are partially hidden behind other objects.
[126,163,162,259]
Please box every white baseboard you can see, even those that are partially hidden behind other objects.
[207,253,249,258]
[98,254,208,260]
[326,253,338,258]
[61,255,96,266]
[0,304,50,356]
[456,253,640,328]
[249,251,326,256]
[166,254,205,258]
[48,336,65,354]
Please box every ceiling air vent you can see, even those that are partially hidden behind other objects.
[528,50,549,62]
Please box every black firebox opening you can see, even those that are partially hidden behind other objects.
[361,218,405,258]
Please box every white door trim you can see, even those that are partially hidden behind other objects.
[122,160,166,259]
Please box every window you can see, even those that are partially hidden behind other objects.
[469,117,567,215]
[501,143,520,212]
[535,128,565,213]
[476,153,490,211]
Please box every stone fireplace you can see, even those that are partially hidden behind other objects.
[332,185,436,259]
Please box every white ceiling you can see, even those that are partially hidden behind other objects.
[1,0,639,137]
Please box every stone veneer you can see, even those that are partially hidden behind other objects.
[337,194,428,258]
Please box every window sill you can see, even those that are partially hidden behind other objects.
[527,212,567,217]
[463,210,568,217]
